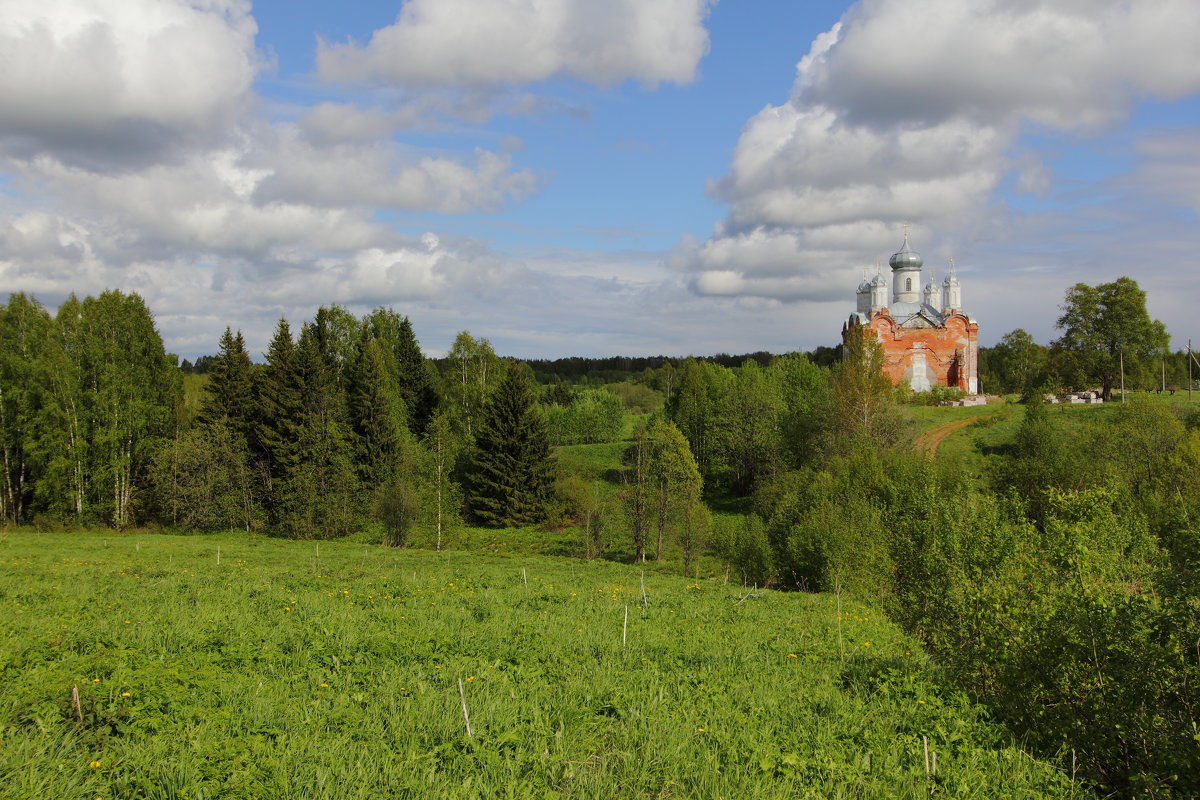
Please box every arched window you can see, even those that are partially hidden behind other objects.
[905,277,912,292]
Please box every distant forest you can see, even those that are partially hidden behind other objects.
[183,347,847,382]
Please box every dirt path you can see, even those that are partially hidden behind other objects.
[915,413,997,458]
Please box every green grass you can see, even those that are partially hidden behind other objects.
[0,531,1075,799]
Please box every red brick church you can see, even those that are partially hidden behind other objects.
[844,231,979,394]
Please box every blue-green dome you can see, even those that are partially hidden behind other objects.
[889,232,923,271]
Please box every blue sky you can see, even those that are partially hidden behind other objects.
[1,0,1198,360]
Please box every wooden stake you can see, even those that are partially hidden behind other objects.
[71,685,83,722]
[522,567,527,586]
[640,571,648,605]
[216,546,220,565]
[836,580,845,661]
[457,678,473,738]
[923,735,930,778]
[622,605,628,647]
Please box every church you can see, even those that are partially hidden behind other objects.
[845,232,979,394]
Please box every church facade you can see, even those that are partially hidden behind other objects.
[845,233,979,394]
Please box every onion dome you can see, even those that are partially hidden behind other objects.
[943,257,960,285]
[870,272,887,287]
[858,278,871,293]
[889,231,923,270]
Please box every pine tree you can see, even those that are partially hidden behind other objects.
[465,362,552,527]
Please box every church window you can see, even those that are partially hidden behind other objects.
[905,278,912,292]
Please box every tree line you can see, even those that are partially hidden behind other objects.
[0,292,626,538]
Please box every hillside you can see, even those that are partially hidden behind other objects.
[0,532,1074,799]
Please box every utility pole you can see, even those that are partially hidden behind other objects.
[1120,350,1125,403]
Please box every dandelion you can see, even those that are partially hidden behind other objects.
[320,683,329,688]
[697,727,705,732]
[89,761,101,769]
[434,665,441,670]
[120,692,130,697]
[91,678,100,683]
[466,676,475,682]
[918,700,925,705]
[123,620,130,625]
[787,653,798,658]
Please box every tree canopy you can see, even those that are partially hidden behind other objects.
[1053,277,1168,400]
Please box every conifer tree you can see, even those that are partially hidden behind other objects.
[197,328,257,445]
[364,308,438,434]
[346,325,410,487]
[271,323,358,537]
[257,319,302,524]
[464,362,552,527]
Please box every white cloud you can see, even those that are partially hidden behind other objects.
[249,128,539,213]
[0,0,261,167]
[686,0,1200,309]
[317,0,714,88]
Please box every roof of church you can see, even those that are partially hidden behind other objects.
[889,231,923,270]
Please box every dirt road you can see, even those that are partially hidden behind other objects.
[914,413,996,458]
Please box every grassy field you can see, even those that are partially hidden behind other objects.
[908,390,1200,480]
[0,531,1075,799]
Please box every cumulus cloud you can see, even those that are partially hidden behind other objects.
[249,128,538,213]
[317,0,714,88]
[0,0,261,168]
[686,0,1200,304]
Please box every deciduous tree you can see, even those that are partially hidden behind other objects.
[1053,277,1169,400]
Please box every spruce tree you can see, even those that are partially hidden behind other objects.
[198,328,257,446]
[284,323,358,538]
[364,308,438,434]
[346,324,410,487]
[257,319,302,525]
[465,362,552,527]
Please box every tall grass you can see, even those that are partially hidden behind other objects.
[0,531,1074,798]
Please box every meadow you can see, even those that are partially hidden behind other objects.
[0,531,1075,799]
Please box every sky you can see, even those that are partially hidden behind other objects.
[2,0,1199,361]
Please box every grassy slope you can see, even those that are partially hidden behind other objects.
[0,532,1072,799]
